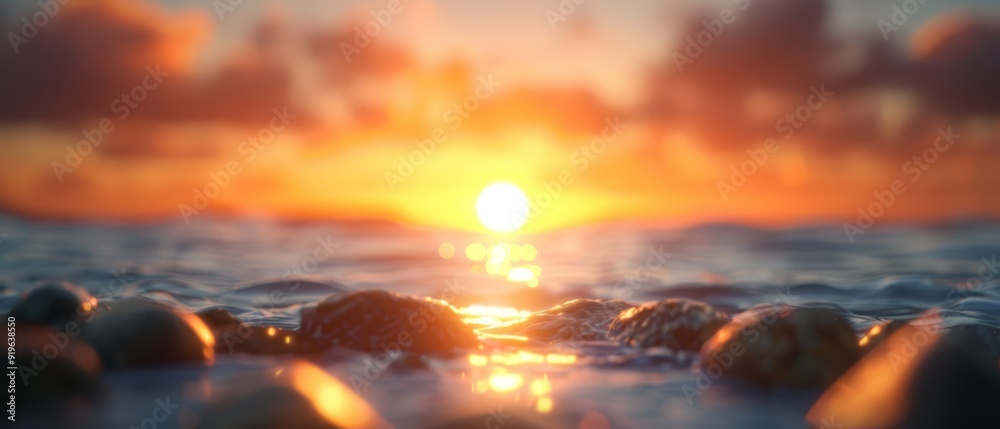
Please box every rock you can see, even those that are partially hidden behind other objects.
[82,300,215,368]
[9,282,97,328]
[13,325,102,410]
[197,361,389,429]
[608,299,729,351]
[300,290,478,354]
[478,299,633,343]
[700,306,860,388]
[887,327,1000,429]
[808,320,1000,429]
[196,307,318,355]
[197,386,341,429]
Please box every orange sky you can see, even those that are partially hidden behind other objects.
[1,0,999,232]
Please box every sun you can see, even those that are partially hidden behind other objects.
[476,182,530,233]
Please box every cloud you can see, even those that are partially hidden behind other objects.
[0,0,210,123]
[640,0,1000,156]
[909,12,1000,114]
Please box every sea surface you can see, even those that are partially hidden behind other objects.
[2,215,1000,428]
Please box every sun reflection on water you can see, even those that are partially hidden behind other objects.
[463,350,576,416]
[456,304,532,327]
[447,240,541,287]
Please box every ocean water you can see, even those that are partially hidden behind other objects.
[2,215,1000,428]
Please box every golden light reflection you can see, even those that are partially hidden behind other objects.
[488,369,524,392]
[469,354,490,366]
[488,244,509,262]
[267,327,277,337]
[466,351,577,367]
[536,396,553,413]
[468,241,542,287]
[466,243,487,261]
[521,244,537,261]
[508,244,522,261]
[178,311,216,366]
[530,376,552,396]
[285,361,389,429]
[468,367,561,415]
[507,267,534,282]
[858,323,884,347]
[544,353,577,365]
[438,242,456,259]
[457,305,531,327]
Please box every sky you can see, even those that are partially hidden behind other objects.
[1,0,999,232]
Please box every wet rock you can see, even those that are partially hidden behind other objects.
[700,306,860,388]
[887,328,1000,429]
[948,323,1000,361]
[197,386,341,429]
[13,325,102,410]
[9,282,97,328]
[300,290,478,354]
[82,300,215,368]
[198,361,388,429]
[809,322,1000,429]
[608,299,729,351]
[478,299,633,343]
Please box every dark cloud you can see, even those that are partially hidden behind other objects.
[0,1,216,121]
[909,13,1000,114]
[669,0,830,93]
[641,0,1000,155]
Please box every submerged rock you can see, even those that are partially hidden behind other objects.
[197,361,389,429]
[300,290,478,354]
[608,299,729,351]
[478,299,633,343]
[700,306,860,388]
[887,327,1000,429]
[82,300,215,368]
[196,307,318,355]
[14,326,102,410]
[197,386,341,429]
[10,282,97,328]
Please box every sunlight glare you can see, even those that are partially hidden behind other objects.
[476,182,530,233]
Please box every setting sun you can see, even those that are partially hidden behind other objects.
[476,182,530,233]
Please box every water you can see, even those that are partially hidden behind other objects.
[2,215,999,428]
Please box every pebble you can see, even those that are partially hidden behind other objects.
[608,298,729,351]
[810,322,1000,429]
[300,290,478,354]
[9,282,97,328]
[885,326,1000,429]
[82,299,215,368]
[196,361,389,429]
[700,306,860,388]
